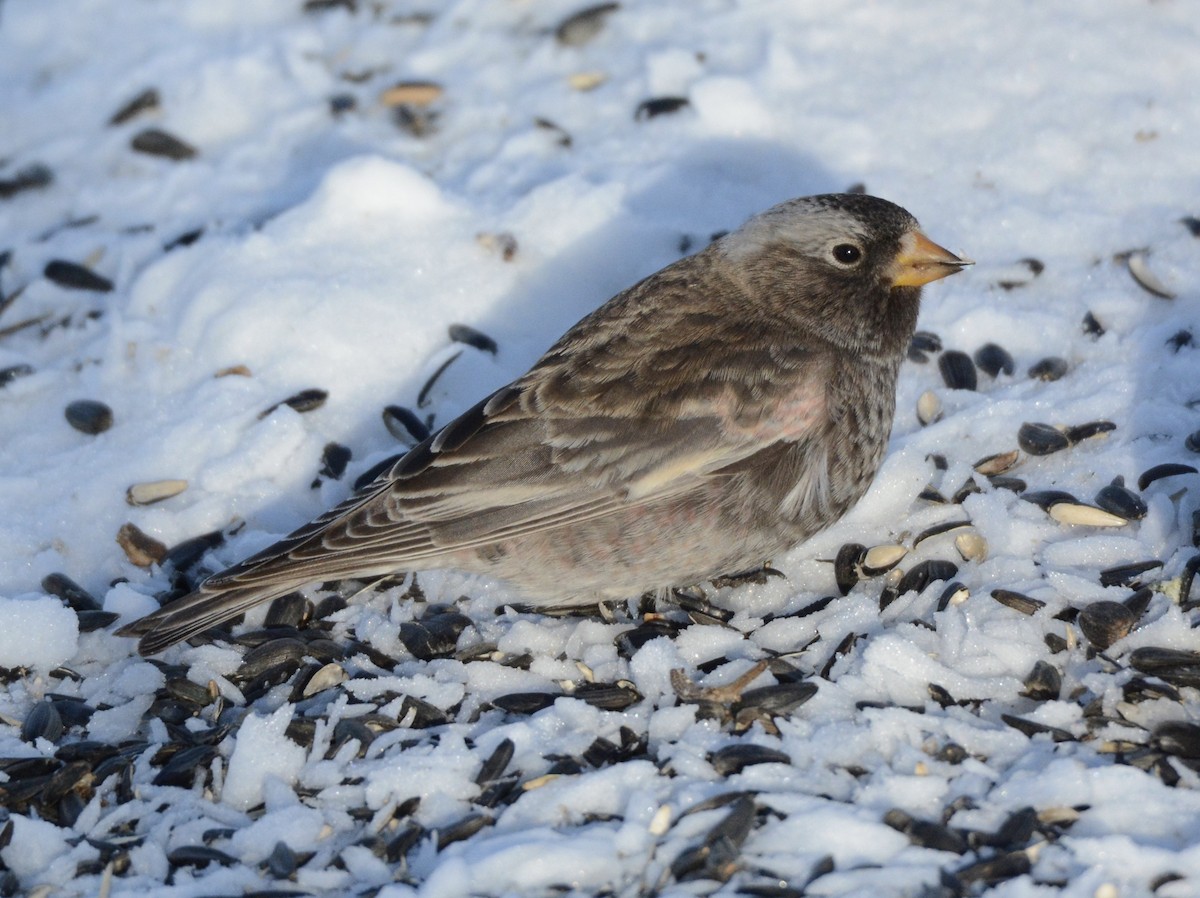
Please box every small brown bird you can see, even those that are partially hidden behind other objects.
[119,194,970,655]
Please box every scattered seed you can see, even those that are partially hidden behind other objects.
[988,474,1026,493]
[1001,713,1073,742]
[116,523,167,567]
[954,531,988,563]
[1181,217,1200,238]
[382,405,430,445]
[1094,481,1148,521]
[1028,357,1068,381]
[1167,330,1193,352]
[1081,311,1105,337]
[883,809,968,854]
[317,442,351,481]
[1138,463,1197,491]
[936,581,970,611]
[417,351,462,408]
[131,128,197,160]
[1017,422,1069,455]
[568,71,607,91]
[995,257,1044,290]
[1124,250,1175,299]
[0,162,53,200]
[991,589,1044,615]
[491,692,558,714]
[898,560,959,596]
[974,343,1015,378]
[0,364,34,388]
[379,81,443,107]
[634,97,689,120]
[1022,661,1061,701]
[1077,601,1138,649]
[21,701,64,743]
[938,350,977,391]
[709,743,790,775]
[1153,721,1200,759]
[555,2,619,46]
[911,331,943,353]
[448,323,499,354]
[41,573,101,612]
[1049,502,1128,527]
[973,450,1019,477]
[917,390,942,426]
[913,519,971,548]
[259,388,328,419]
[1098,560,1161,588]
[43,260,113,293]
[834,543,865,595]
[1065,420,1116,444]
[108,88,160,126]
[877,569,903,611]
[301,662,347,698]
[126,479,187,506]
[1130,647,1200,688]
[573,681,642,710]
[264,593,311,629]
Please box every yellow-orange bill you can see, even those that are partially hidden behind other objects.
[889,230,973,287]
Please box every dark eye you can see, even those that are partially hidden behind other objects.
[832,243,863,265]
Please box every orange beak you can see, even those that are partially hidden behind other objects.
[889,230,973,287]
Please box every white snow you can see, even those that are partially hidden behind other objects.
[2,0,1200,896]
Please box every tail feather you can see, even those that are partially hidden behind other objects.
[115,581,305,656]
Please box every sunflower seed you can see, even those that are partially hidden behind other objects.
[1166,330,1193,352]
[994,257,1044,290]
[861,544,908,576]
[1017,422,1069,455]
[974,343,1015,378]
[1098,560,1161,588]
[1001,714,1073,742]
[108,88,160,126]
[709,743,790,775]
[939,350,977,390]
[974,450,1019,476]
[65,399,113,434]
[1185,430,1200,453]
[988,474,1027,493]
[1125,250,1175,299]
[259,388,328,419]
[1077,601,1139,649]
[1064,420,1116,443]
[954,531,988,562]
[1022,490,1077,511]
[898,560,958,596]
[0,162,53,199]
[448,323,499,354]
[991,589,1044,615]
[1094,481,1148,521]
[1021,661,1061,701]
[131,128,196,160]
[0,364,34,388]
[42,573,101,612]
[1138,463,1197,490]
[572,681,641,710]
[913,519,971,547]
[936,581,969,611]
[382,405,430,445]
[378,81,443,107]
[634,97,689,120]
[301,662,347,698]
[911,331,943,353]
[1028,357,1068,381]
[534,117,572,148]
[555,2,619,46]
[266,840,298,879]
[917,390,942,426]
[1153,721,1200,759]
[417,351,462,407]
[317,442,351,481]
[167,845,235,868]
[21,701,64,743]
[126,479,187,506]
[1081,311,1105,337]
[44,260,113,293]
[116,522,167,566]
[883,809,968,854]
[1049,503,1128,527]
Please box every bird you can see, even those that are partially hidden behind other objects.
[118,193,971,655]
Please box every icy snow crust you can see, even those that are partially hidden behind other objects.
[1,1,1200,896]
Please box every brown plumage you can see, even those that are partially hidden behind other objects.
[118,193,970,655]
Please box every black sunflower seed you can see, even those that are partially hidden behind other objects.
[266,840,298,879]
[264,593,312,629]
[911,331,943,353]
[1001,714,1073,742]
[475,738,514,786]
[167,845,236,868]
[938,350,977,390]
[234,637,307,683]
[1081,311,1105,338]
[555,2,619,46]
[898,560,959,596]
[1098,560,1161,588]
[1138,463,1197,491]
[65,399,113,434]
[259,388,328,419]
[0,162,53,199]
[709,743,790,775]
[109,88,160,126]
[1017,422,1069,456]
[634,97,690,120]
[448,323,498,355]
[573,681,641,710]
[436,813,492,849]
[317,442,351,481]
[153,744,217,787]
[1167,330,1193,352]
[41,573,101,612]
[1021,661,1061,701]
[1094,482,1148,521]
[1021,490,1077,511]
[734,682,817,717]
[990,589,1044,615]
[883,809,968,854]
[1077,601,1138,650]
[1180,554,1200,610]
[1186,430,1200,454]
[131,128,197,160]
[21,701,64,743]
[1129,647,1200,688]
[671,795,756,882]
[491,692,558,714]
[834,543,865,595]
[974,343,1015,378]
[1152,721,1200,759]
[44,260,113,293]
[1028,357,1068,381]
[0,363,34,388]
[1063,421,1116,444]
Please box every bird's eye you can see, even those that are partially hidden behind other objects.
[832,243,863,266]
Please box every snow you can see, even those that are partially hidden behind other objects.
[2,0,1200,896]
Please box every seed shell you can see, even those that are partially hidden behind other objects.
[974,343,1015,378]
[1017,422,1069,455]
[126,479,187,506]
[116,522,167,566]
[1138,463,1197,490]
[44,260,113,292]
[65,399,113,434]
[1125,250,1175,299]
[131,128,196,160]
[1028,357,1068,381]
[555,2,619,46]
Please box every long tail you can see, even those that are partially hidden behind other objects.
[115,580,307,656]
